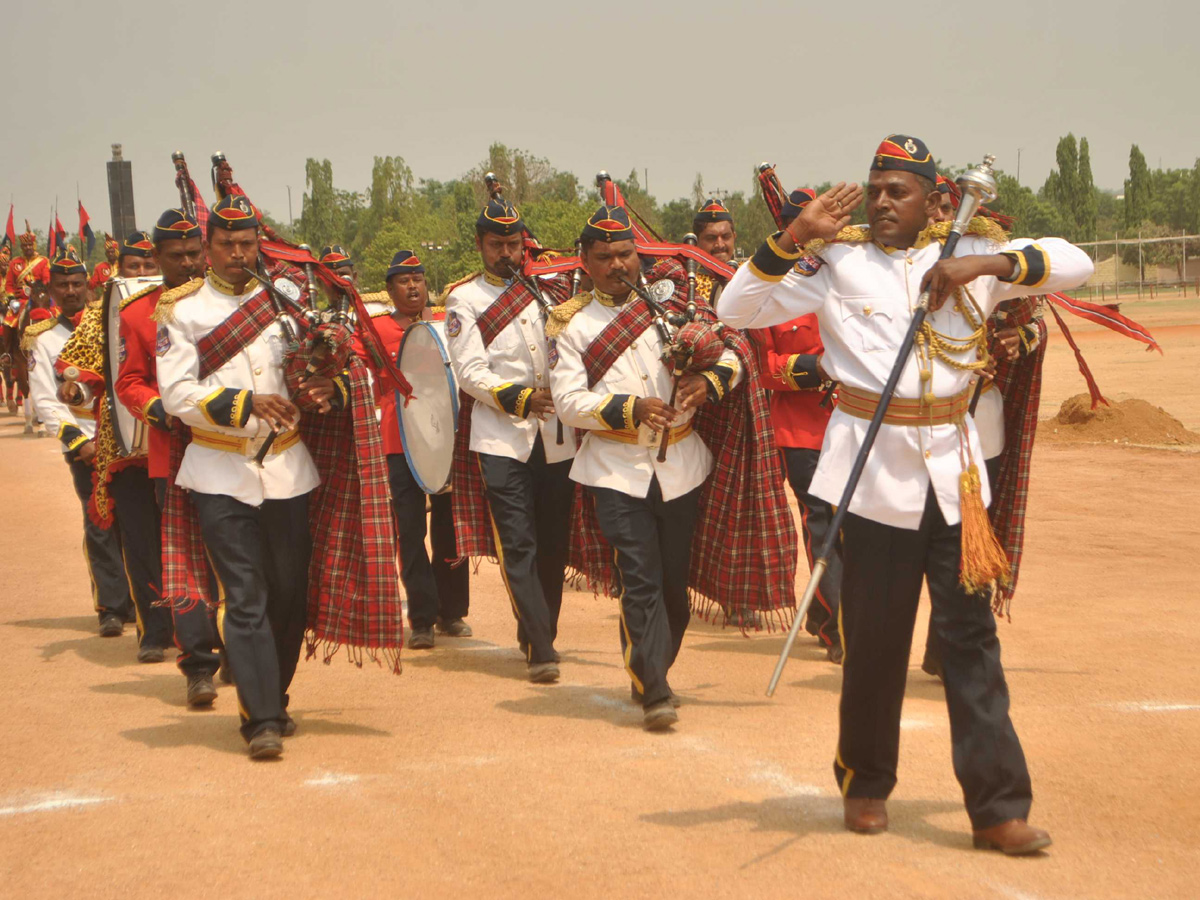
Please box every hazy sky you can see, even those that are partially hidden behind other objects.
[3,0,1196,236]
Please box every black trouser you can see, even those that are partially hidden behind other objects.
[387,454,470,630]
[782,448,843,648]
[108,466,174,650]
[922,455,1001,673]
[590,478,701,709]
[152,476,221,677]
[67,455,132,622]
[191,491,311,742]
[834,486,1032,830]
[477,434,572,664]
[430,492,469,622]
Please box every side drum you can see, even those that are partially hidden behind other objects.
[394,320,458,494]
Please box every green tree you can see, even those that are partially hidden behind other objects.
[298,158,344,249]
[1077,138,1097,241]
[1124,144,1152,229]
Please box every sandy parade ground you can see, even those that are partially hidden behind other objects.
[1,296,1197,899]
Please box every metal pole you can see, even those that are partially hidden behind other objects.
[287,186,294,226]
[1114,232,1119,299]
[1138,228,1143,298]
[1016,148,1022,184]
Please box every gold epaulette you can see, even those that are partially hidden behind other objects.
[437,271,482,306]
[20,317,60,354]
[152,277,203,324]
[545,291,593,340]
[58,303,106,374]
[359,291,396,317]
[119,282,161,311]
[800,225,870,257]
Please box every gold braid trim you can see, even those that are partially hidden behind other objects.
[437,271,482,306]
[913,287,990,402]
[58,303,106,377]
[151,277,204,324]
[119,282,160,311]
[545,290,593,340]
[20,318,59,354]
[801,217,1009,257]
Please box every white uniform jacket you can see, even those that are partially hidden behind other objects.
[550,294,742,502]
[445,273,575,464]
[157,277,320,507]
[26,318,95,454]
[717,232,1093,528]
[973,381,1006,461]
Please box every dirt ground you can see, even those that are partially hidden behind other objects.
[1,297,1197,899]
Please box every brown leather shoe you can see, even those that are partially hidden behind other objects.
[843,798,888,834]
[973,819,1052,855]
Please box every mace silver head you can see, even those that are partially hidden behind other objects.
[757,161,773,174]
[956,154,999,205]
[595,170,611,187]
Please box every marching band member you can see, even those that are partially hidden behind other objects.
[157,194,322,759]
[87,233,120,292]
[24,249,134,636]
[114,231,160,278]
[549,205,735,728]
[365,249,470,649]
[445,197,575,683]
[115,208,222,705]
[752,188,843,662]
[5,223,50,431]
[55,245,177,664]
[693,198,737,265]
[718,134,1094,852]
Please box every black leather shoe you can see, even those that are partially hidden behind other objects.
[186,674,217,707]
[98,614,123,638]
[436,618,473,637]
[281,713,297,738]
[137,645,166,664]
[248,727,283,760]
[408,627,435,650]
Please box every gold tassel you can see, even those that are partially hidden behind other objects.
[958,463,1010,595]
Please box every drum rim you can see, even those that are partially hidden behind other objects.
[394,320,459,494]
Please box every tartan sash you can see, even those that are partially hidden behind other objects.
[476,280,538,348]
[582,301,655,389]
[196,287,277,379]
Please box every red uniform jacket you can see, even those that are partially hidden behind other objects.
[369,312,407,456]
[755,315,832,451]
[115,287,170,478]
[4,256,50,327]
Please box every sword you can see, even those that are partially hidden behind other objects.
[766,154,999,696]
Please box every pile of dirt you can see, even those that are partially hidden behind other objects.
[1039,394,1200,446]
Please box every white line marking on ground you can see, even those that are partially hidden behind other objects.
[304,771,361,787]
[747,763,824,797]
[0,792,108,816]
[1115,702,1200,712]
[900,718,935,730]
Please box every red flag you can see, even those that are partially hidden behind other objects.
[3,205,14,247]
[47,215,57,257]
[53,215,68,254]
[78,202,95,255]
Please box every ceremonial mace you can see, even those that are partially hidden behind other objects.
[765,155,998,697]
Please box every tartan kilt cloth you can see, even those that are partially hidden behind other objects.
[159,292,404,671]
[568,258,797,630]
[989,297,1049,618]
